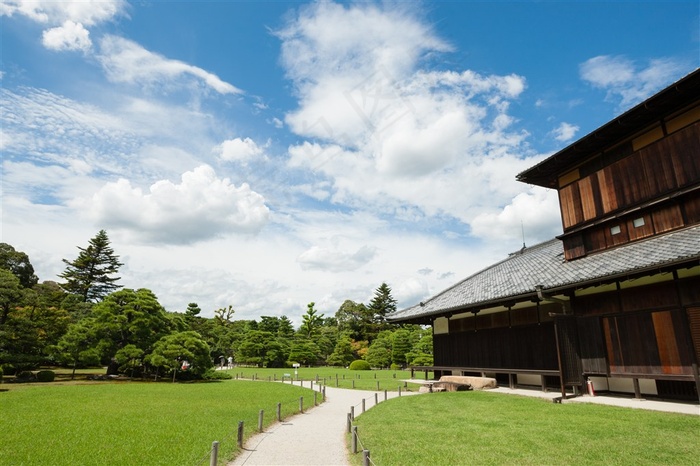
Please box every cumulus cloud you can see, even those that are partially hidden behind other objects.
[278,1,543,241]
[0,0,126,26]
[470,188,561,245]
[97,35,242,95]
[217,137,265,163]
[42,20,91,52]
[86,165,270,244]
[551,122,579,142]
[297,244,377,272]
[580,55,689,109]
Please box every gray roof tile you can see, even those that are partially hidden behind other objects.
[389,225,700,322]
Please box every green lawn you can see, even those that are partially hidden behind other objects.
[348,391,700,465]
[228,366,431,391]
[1,380,314,466]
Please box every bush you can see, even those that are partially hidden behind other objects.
[16,371,36,382]
[349,360,371,371]
[36,370,55,383]
[390,363,401,371]
[202,369,233,380]
[0,366,3,383]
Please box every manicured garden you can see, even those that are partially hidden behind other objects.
[229,366,430,392]
[348,391,700,465]
[1,379,314,466]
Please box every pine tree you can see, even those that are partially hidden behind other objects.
[366,283,397,340]
[59,230,123,302]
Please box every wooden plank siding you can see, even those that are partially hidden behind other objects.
[560,122,700,231]
[434,323,559,371]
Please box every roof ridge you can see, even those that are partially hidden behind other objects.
[414,237,559,309]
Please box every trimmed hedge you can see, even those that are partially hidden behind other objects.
[203,369,233,380]
[349,360,371,371]
[36,370,56,382]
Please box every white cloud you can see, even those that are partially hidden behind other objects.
[551,122,579,142]
[470,188,561,244]
[278,2,544,244]
[297,244,377,272]
[0,0,126,26]
[580,55,689,109]
[97,35,242,95]
[42,20,91,52]
[85,165,270,244]
[217,137,264,163]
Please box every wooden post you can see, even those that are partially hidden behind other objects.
[258,409,264,432]
[352,426,358,454]
[310,380,314,390]
[350,405,355,420]
[398,386,402,396]
[362,398,365,413]
[299,396,304,413]
[273,373,276,381]
[347,413,352,433]
[363,449,371,466]
[237,421,244,448]
[276,402,281,421]
[633,378,642,399]
[210,441,219,466]
[314,391,317,406]
[374,393,378,405]
[376,380,379,391]
[352,380,355,389]
[384,389,387,401]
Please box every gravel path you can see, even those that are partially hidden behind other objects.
[228,384,417,466]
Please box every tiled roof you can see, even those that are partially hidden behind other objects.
[388,225,700,322]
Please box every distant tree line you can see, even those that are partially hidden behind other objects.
[0,231,432,381]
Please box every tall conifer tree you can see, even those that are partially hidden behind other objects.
[59,230,123,302]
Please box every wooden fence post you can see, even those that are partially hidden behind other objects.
[347,413,352,433]
[374,393,378,405]
[384,389,387,401]
[299,396,304,413]
[210,441,218,466]
[258,409,264,432]
[350,405,355,420]
[276,402,281,422]
[363,449,371,466]
[362,398,365,413]
[237,421,244,448]
[398,386,402,396]
[352,426,358,454]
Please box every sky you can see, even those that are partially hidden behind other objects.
[1,0,698,324]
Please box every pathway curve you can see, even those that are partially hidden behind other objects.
[228,384,417,466]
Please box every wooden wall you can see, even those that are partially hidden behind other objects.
[559,122,700,232]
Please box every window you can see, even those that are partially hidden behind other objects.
[610,225,621,235]
[633,217,646,228]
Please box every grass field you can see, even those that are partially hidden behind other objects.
[348,391,700,465]
[1,379,314,466]
[227,366,431,392]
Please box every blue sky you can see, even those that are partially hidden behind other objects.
[1,0,698,323]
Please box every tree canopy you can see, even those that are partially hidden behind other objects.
[59,230,123,302]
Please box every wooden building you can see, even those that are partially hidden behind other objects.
[388,69,700,402]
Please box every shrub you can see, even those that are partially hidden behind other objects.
[349,360,371,371]
[36,370,55,382]
[390,363,401,371]
[16,371,36,382]
[0,366,3,383]
[202,369,233,380]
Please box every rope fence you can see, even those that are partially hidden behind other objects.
[345,384,409,466]
[200,371,408,466]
